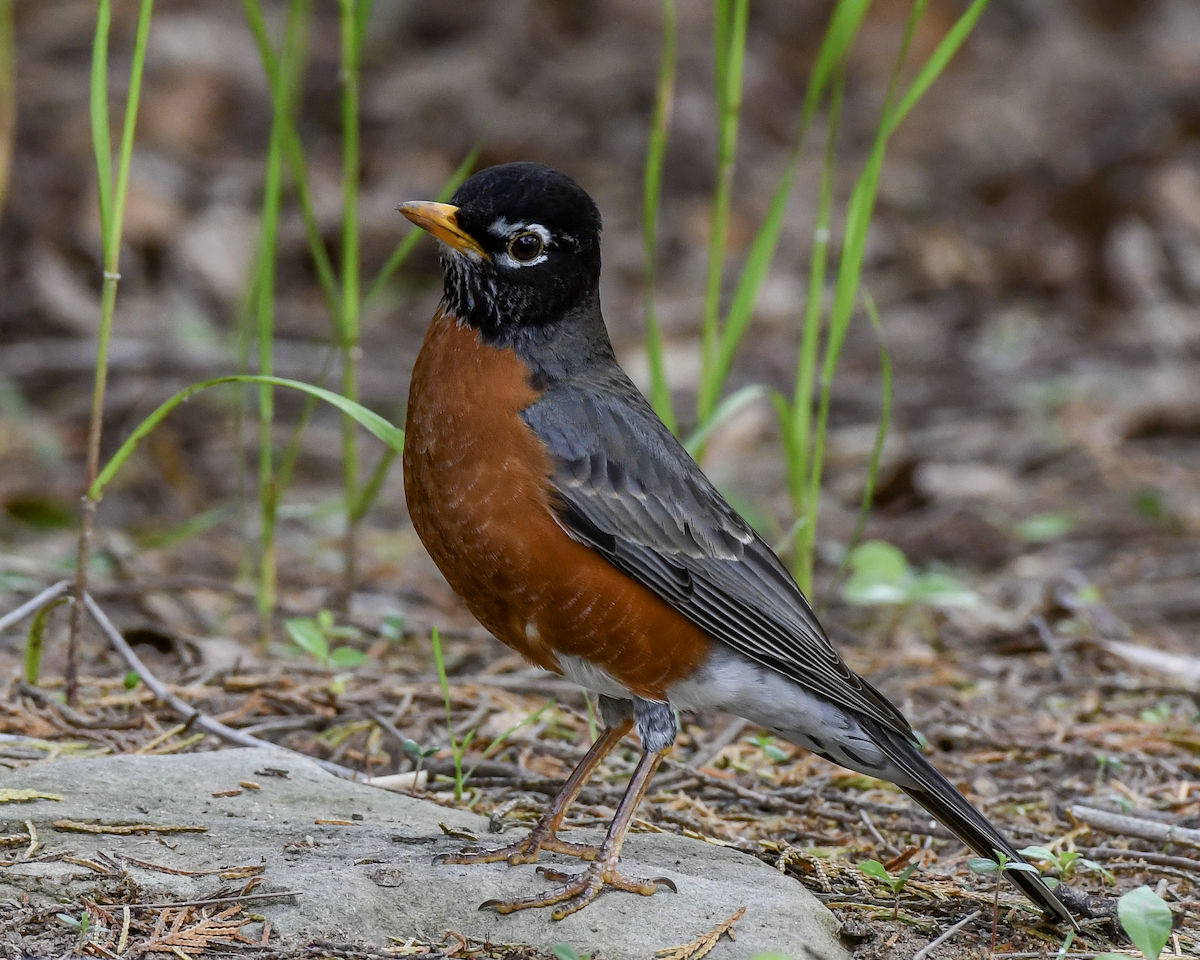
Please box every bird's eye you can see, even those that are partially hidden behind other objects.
[507,232,544,263]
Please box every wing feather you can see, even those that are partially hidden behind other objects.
[523,377,914,738]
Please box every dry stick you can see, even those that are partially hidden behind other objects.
[911,910,981,960]
[1068,804,1200,849]
[82,592,365,781]
[125,890,301,909]
[687,716,748,771]
[1080,846,1200,872]
[0,580,70,635]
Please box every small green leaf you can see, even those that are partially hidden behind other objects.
[1001,861,1040,874]
[897,862,918,885]
[763,743,788,762]
[1117,886,1172,960]
[858,859,890,882]
[123,670,141,689]
[381,614,405,641]
[907,571,979,608]
[968,857,999,874]
[285,617,329,661]
[1017,845,1056,863]
[1016,511,1074,543]
[848,540,910,582]
[551,944,582,960]
[328,646,368,669]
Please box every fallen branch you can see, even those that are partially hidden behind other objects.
[82,592,366,781]
[1068,804,1200,849]
[1079,845,1200,872]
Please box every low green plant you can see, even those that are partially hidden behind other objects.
[67,0,156,701]
[430,626,474,801]
[551,944,591,960]
[24,595,69,686]
[380,614,405,642]
[1139,701,1173,724]
[968,849,1041,954]
[858,857,918,918]
[284,609,368,671]
[842,540,978,609]
[1095,886,1174,960]
[399,737,437,796]
[747,733,788,763]
[1015,511,1074,543]
[1018,845,1113,885]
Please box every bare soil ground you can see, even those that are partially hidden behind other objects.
[1,1,1200,957]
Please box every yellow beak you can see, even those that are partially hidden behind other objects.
[396,201,489,260]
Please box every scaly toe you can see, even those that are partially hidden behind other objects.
[477,861,676,919]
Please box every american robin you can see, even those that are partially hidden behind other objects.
[398,162,1073,925]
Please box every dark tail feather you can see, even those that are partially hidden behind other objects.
[868,721,1076,927]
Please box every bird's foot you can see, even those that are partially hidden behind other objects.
[434,821,598,867]
[480,860,677,920]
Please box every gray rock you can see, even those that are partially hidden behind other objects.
[0,748,848,960]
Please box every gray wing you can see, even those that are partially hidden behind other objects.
[522,375,914,738]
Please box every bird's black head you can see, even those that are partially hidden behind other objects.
[399,162,602,345]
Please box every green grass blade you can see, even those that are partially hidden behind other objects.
[354,0,374,52]
[89,375,404,502]
[338,0,365,600]
[275,347,336,498]
[709,155,797,411]
[797,0,930,589]
[250,0,307,633]
[109,0,154,269]
[885,0,990,136]
[801,0,872,132]
[683,384,764,458]
[89,0,113,240]
[243,0,340,321]
[349,446,398,525]
[701,0,871,438]
[789,65,844,587]
[365,145,480,303]
[641,0,677,433]
[845,288,891,557]
[464,698,556,785]
[698,0,749,425]
[25,596,70,686]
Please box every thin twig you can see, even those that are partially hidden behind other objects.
[124,890,301,909]
[687,717,748,771]
[0,579,70,635]
[911,909,981,960]
[1079,846,1200,871]
[82,592,365,781]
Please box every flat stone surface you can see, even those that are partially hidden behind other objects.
[0,748,848,960]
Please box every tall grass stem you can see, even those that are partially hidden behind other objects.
[640,0,677,432]
[68,0,154,701]
[337,0,364,609]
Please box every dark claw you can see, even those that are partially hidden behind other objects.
[536,866,573,883]
[654,877,678,893]
[479,899,500,911]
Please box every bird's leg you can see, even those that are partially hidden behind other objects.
[480,744,676,919]
[436,716,633,867]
